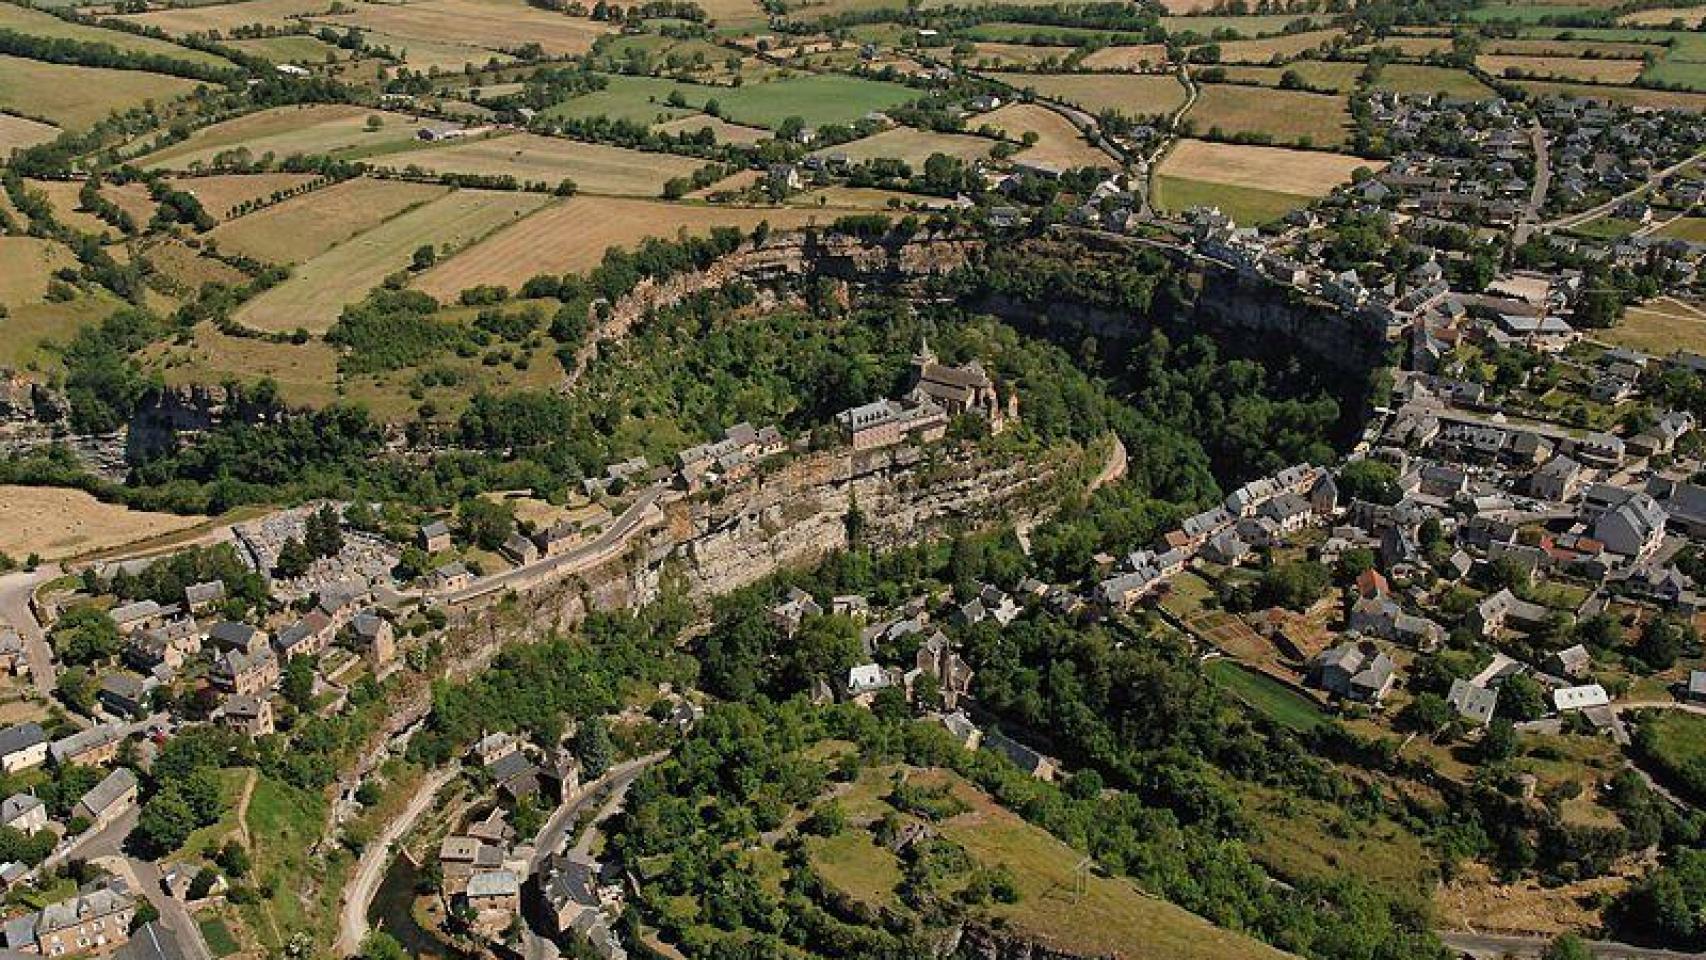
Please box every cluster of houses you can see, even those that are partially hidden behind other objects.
[1535,97,1706,215]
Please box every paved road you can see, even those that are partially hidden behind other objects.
[334,764,460,957]
[1543,147,1706,232]
[1513,121,1550,246]
[70,806,216,960]
[0,566,61,696]
[1443,931,1706,958]
[443,485,665,606]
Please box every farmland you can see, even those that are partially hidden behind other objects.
[1152,175,1315,224]
[978,102,1111,172]
[677,73,918,128]
[1218,61,1365,93]
[990,72,1187,118]
[25,178,115,235]
[313,0,613,56]
[0,237,118,369]
[1159,14,1325,36]
[1373,64,1497,98]
[1076,43,1172,70]
[0,486,204,561]
[1513,79,1706,111]
[965,42,1078,67]
[815,126,994,168]
[1479,54,1646,83]
[116,0,335,38]
[1623,5,1706,25]
[226,35,349,64]
[1207,28,1345,64]
[0,113,58,155]
[1158,139,1378,197]
[1603,297,1706,355]
[412,196,825,298]
[652,115,769,144]
[171,172,321,220]
[375,133,704,195]
[1188,84,1351,148]
[137,104,431,171]
[0,55,200,130]
[207,178,450,264]
[0,2,235,69]
[544,75,703,124]
[233,188,550,332]
[150,324,341,408]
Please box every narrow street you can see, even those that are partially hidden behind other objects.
[0,565,61,696]
[334,764,460,957]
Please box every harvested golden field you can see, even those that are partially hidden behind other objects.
[25,178,116,235]
[1514,79,1706,111]
[0,237,77,307]
[352,30,510,72]
[1219,61,1364,92]
[414,196,823,298]
[150,324,340,408]
[208,178,449,264]
[1479,54,1645,83]
[991,72,1187,117]
[966,42,1077,67]
[814,126,994,168]
[118,0,334,37]
[144,239,252,295]
[1209,28,1344,63]
[0,486,204,560]
[692,0,767,27]
[235,188,549,332]
[1487,36,1664,57]
[1356,35,1452,56]
[977,103,1111,172]
[0,56,200,130]
[376,133,703,196]
[0,113,59,156]
[315,0,611,56]
[1078,43,1172,70]
[652,115,770,145]
[139,104,429,170]
[172,172,320,220]
[1159,138,1378,196]
[1622,5,1706,25]
[1189,84,1350,148]
[226,34,349,64]
[790,186,951,209]
[0,3,235,68]
[102,181,157,225]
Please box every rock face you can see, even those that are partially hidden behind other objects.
[957,923,1118,960]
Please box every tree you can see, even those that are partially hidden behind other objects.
[274,537,312,579]
[133,789,199,856]
[1499,673,1547,721]
[1635,617,1689,672]
[1255,560,1331,611]
[1541,935,1592,960]
[574,717,613,779]
[50,605,121,666]
[304,504,344,559]
[1398,692,1454,734]
[361,932,409,960]
[1480,718,1518,763]
[411,244,437,271]
[455,497,516,552]
[283,654,316,711]
[56,667,97,714]
[216,840,251,878]
[1337,459,1400,505]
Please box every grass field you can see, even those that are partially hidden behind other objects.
[691,0,766,27]
[1374,64,1497,98]
[1657,216,1706,242]
[1487,36,1665,57]
[207,177,449,264]
[0,113,57,156]
[314,0,611,56]
[0,486,204,560]
[226,34,347,63]
[150,323,341,407]
[977,102,1110,173]
[963,21,1133,43]
[1160,14,1323,37]
[676,73,917,128]
[414,196,824,298]
[1189,84,1350,147]
[172,171,320,219]
[376,133,704,195]
[25,178,110,235]
[234,188,550,332]
[815,126,994,167]
[139,104,430,170]
[816,766,1294,960]
[1467,2,1598,22]
[0,236,81,308]
[1153,174,1312,224]
[1356,35,1453,56]
[1207,28,1345,64]
[1219,61,1364,92]
[991,72,1186,117]
[0,2,235,68]
[1160,139,1375,197]
[966,42,1078,67]
[1514,79,1706,111]
[143,238,251,294]
[1479,54,1645,83]
[1636,711,1706,802]
[1238,781,1436,891]
[0,241,119,371]
[1603,297,1706,355]
[544,74,702,124]
[117,0,334,37]
[348,29,511,71]
[1205,659,1329,731]
[1077,43,1172,70]
[241,775,338,951]
[1641,57,1706,90]
[652,114,769,144]
[0,55,200,130]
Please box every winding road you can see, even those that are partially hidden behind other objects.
[333,763,461,957]
[0,566,61,696]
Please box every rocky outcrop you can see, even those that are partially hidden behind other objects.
[957,922,1118,960]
